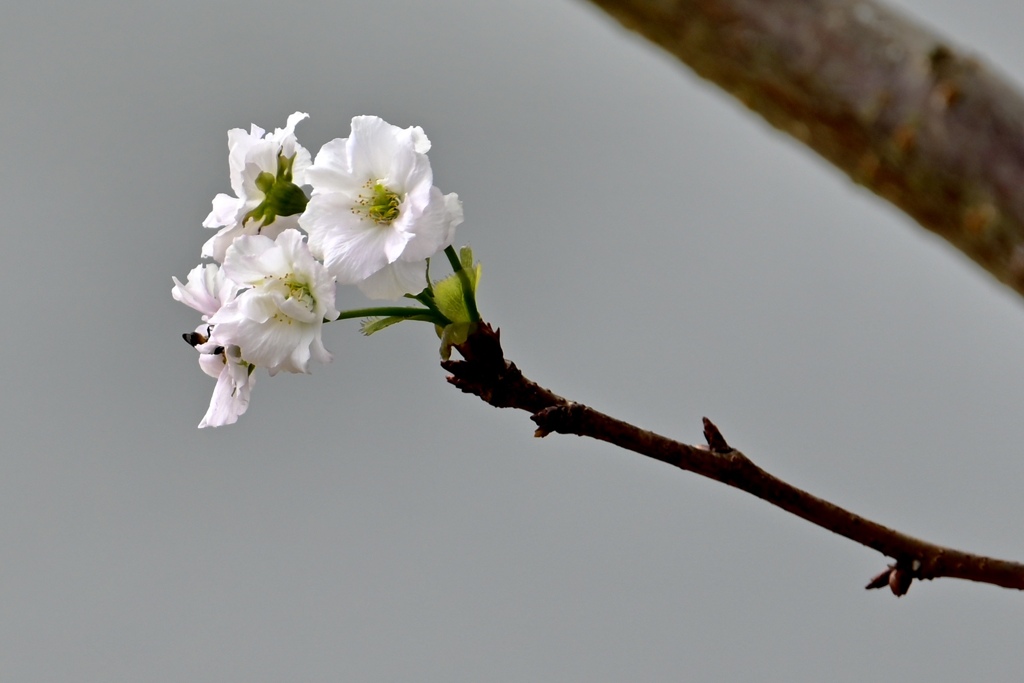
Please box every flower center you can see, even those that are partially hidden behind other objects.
[261,273,316,322]
[283,276,315,310]
[353,181,402,225]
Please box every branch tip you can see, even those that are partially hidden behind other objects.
[865,560,920,597]
[702,417,732,453]
[865,567,893,591]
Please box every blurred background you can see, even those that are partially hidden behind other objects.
[3,0,1024,680]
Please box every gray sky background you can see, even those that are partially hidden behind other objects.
[4,0,1024,680]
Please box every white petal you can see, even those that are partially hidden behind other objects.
[198,347,254,428]
[172,264,240,319]
[408,125,431,154]
[172,268,219,318]
[357,260,428,299]
[400,187,459,261]
[201,225,240,263]
[270,112,309,157]
[236,290,281,325]
[203,193,245,229]
[222,234,278,283]
[229,316,302,371]
[226,125,266,195]
[305,138,357,194]
[198,350,227,379]
[442,192,464,243]
[320,217,410,283]
[242,139,282,185]
[349,116,408,180]
[308,333,333,366]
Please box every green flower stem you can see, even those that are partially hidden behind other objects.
[443,245,463,273]
[333,306,447,323]
[443,245,480,322]
[408,290,442,315]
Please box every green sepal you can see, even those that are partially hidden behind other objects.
[361,312,440,336]
[243,178,308,225]
[242,152,309,226]
[361,316,407,336]
[437,321,477,361]
[432,261,482,324]
[266,178,309,217]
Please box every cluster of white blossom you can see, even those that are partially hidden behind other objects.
[173,113,464,427]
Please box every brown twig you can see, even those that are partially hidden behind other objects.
[443,323,1024,596]
[580,0,1024,299]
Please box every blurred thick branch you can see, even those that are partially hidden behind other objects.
[583,0,1024,298]
[443,324,1024,595]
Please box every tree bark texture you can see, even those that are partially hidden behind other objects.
[583,0,1024,298]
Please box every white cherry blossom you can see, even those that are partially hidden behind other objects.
[202,112,312,262]
[171,263,240,320]
[173,265,254,427]
[196,342,255,428]
[209,229,338,375]
[300,115,463,298]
